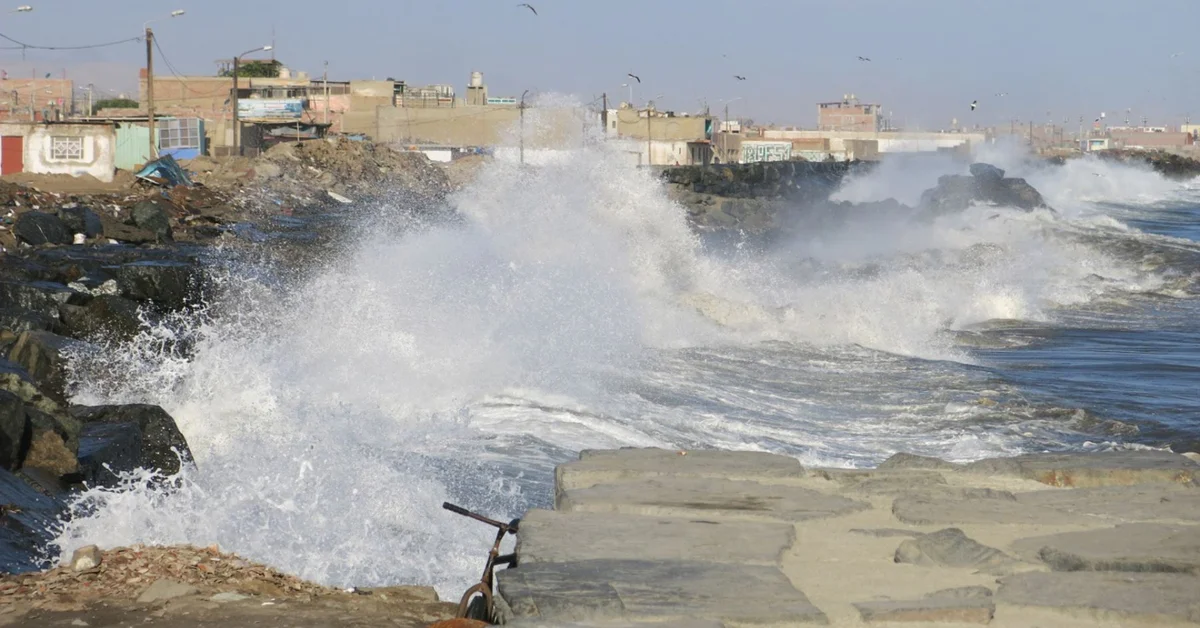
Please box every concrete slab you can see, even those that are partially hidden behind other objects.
[876,453,965,471]
[854,586,995,624]
[813,469,950,496]
[497,559,827,625]
[997,572,1200,623]
[507,620,724,628]
[1015,485,1200,523]
[892,494,1085,526]
[1011,523,1200,573]
[515,509,795,566]
[558,476,869,523]
[965,451,1199,487]
[558,448,805,492]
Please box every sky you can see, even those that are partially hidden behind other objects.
[1,0,1198,130]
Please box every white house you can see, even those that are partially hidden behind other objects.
[0,121,117,182]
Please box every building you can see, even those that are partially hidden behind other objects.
[0,78,75,122]
[818,95,882,132]
[759,128,982,157]
[0,121,116,181]
[1110,130,1193,150]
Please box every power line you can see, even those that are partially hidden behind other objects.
[0,31,142,51]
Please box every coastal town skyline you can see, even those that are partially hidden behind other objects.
[1,0,1198,129]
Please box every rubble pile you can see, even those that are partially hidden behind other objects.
[190,138,452,214]
[0,544,338,603]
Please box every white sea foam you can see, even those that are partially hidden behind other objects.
[53,112,1188,597]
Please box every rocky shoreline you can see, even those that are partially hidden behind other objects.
[496,447,1200,627]
[0,139,456,580]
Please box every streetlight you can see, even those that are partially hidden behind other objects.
[621,83,633,106]
[144,9,185,160]
[232,45,273,156]
[12,6,32,12]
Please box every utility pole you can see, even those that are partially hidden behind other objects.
[601,92,607,134]
[1029,120,1034,149]
[323,61,329,125]
[145,27,156,160]
[724,103,730,163]
[646,105,652,166]
[232,55,241,156]
[519,89,529,165]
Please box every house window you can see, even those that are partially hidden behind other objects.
[50,136,83,160]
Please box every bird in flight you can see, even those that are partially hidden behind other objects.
[970,100,978,111]
[995,92,1008,97]
[517,3,537,15]
[734,75,746,81]
[857,56,871,62]
[627,73,641,83]
[1171,52,1183,58]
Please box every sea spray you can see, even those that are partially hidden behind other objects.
[54,122,1192,597]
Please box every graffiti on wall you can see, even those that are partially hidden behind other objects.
[740,141,791,163]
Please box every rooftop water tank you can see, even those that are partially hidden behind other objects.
[469,71,483,88]
[279,67,291,79]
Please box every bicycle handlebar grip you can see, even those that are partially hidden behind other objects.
[443,502,473,517]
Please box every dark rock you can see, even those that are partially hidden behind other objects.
[98,213,157,245]
[894,528,1013,570]
[23,408,78,475]
[111,261,201,310]
[0,391,24,470]
[968,162,1005,182]
[13,212,72,246]
[58,206,104,238]
[919,168,1048,214]
[0,308,58,334]
[75,421,142,486]
[59,294,142,342]
[0,280,84,317]
[0,467,69,573]
[70,404,193,476]
[131,200,173,242]
[6,330,84,406]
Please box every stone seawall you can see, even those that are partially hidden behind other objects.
[660,162,873,232]
[495,447,1200,627]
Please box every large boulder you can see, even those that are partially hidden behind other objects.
[0,390,24,470]
[0,308,58,334]
[58,206,104,239]
[968,162,1005,182]
[131,200,173,242]
[24,408,79,476]
[919,163,1049,214]
[0,280,84,317]
[13,212,72,246]
[71,404,193,478]
[98,213,158,245]
[58,294,142,342]
[111,261,202,311]
[7,330,86,405]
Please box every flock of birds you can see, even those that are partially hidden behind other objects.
[515,3,1065,113]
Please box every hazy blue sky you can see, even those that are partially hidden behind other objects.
[2,0,1198,129]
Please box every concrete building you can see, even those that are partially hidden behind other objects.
[0,78,75,121]
[818,95,882,132]
[1111,130,1193,149]
[0,121,116,181]
[759,128,983,156]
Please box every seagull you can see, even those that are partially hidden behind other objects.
[857,56,871,62]
[1171,52,1183,58]
[970,100,977,111]
[995,92,1008,97]
[734,75,746,81]
[627,73,641,83]
[517,3,537,15]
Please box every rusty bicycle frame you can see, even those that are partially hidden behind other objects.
[443,501,520,622]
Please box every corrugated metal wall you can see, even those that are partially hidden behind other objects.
[114,125,151,170]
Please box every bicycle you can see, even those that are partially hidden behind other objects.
[443,501,521,623]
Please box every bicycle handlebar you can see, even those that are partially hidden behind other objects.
[443,501,519,533]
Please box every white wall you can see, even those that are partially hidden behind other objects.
[24,125,116,182]
[760,129,984,154]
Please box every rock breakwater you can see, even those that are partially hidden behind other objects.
[497,447,1200,627]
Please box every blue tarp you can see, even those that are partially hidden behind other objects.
[135,154,194,187]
